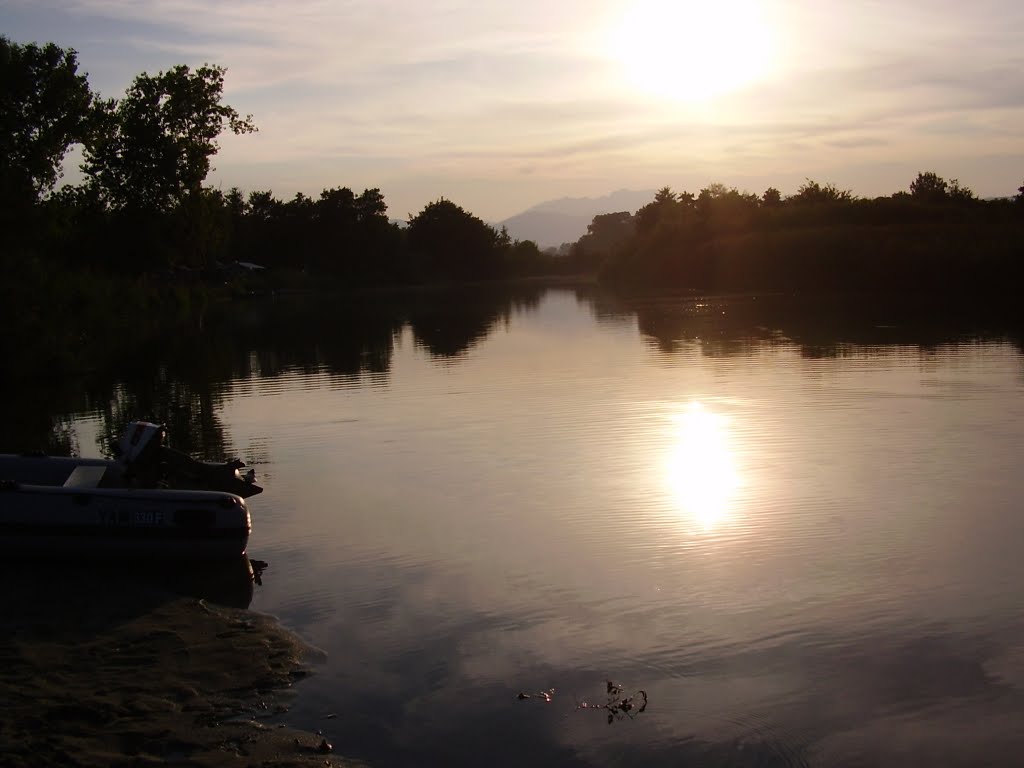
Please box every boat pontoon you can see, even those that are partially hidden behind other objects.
[0,421,261,560]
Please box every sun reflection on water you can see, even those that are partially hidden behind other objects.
[664,402,741,531]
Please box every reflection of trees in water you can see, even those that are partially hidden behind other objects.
[72,316,250,458]
[622,293,1024,359]
[634,298,777,357]
[11,286,549,454]
[92,379,231,460]
[406,285,544,358]
[15,288,1023,456]
[0,369,93,454]
[0,404,80,456]
[233,298,403,381]
[79,297,409,458]
[407,304,494,358]
[572,285,635,328]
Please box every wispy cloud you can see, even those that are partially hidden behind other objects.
[9,0,1024,217]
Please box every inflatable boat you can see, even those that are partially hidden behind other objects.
[0,421,261,560]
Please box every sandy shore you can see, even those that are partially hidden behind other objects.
[0,558,358,768]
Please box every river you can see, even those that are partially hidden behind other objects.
[13,286,1024,767]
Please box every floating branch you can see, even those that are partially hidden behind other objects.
[576,681,648,724]
[251,558,269,585]
[516,688,555,702]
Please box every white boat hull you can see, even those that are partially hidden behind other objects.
[0,421,260,561]
[0,476,251,560]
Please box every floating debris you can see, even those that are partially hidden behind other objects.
[516,688,555,702]
[251,559,269,586]
[577,681,648,724]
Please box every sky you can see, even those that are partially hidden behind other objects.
[4,0,1024,221]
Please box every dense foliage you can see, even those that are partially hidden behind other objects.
[83,64,256,213]
[0,36,93,240]
[589,177,1024,294]
[1,37,547,284]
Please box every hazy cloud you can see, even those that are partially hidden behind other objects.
[7,0,1024,218]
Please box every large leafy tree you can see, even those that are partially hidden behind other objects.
[578,211,634,257]
[304,186,397,279]
[0,37,93,207]
[789,179,853,205]
[84,64,255,212]
[407,199,500,280]
[909,171,949,202]
[761,187,782,207]
[635,186,678,233]
[909,171,975,205]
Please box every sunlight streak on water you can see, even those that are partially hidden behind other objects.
[663,401,741,532]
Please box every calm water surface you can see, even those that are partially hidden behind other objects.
[41,290,1024,765]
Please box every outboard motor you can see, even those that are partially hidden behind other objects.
[114,419,262,496]
[116,421,168,486]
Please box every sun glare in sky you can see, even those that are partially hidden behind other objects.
[608,0,776,104]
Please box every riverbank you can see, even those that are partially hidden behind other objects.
[0,561,359,768]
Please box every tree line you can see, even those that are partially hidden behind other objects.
[1,36,555,287]
[5,34,1024,305]
[577,175,1024,294]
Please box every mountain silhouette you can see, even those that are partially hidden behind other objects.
[498,189,655,247]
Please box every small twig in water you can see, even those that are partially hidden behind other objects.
[516,688,555,702]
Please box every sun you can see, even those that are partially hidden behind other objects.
[607,0,775,104]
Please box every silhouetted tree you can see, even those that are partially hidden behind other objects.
[578,211,634,259]
[83,64,256,213]
[355,188,387,221]
[907,172,977,206]
[595,172,1024,294]
[696,183,759,225]
[222,186,246,253]
[789,179,853,205]
[235,189,285,267]
[946,178,975,203]
[247,190,281,222]
[500,238,546,276]
[0,37,94,244]
[909,171,948,202]
[761,187,782,207]
[171,185,234,268]
[635,186,678,233]
[0,38,93,203]
[407,199,500,280]
[304,186,399,281]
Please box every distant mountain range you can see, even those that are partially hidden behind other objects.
[497,189,656,247]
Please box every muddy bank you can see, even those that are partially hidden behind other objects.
[0,559,358,767]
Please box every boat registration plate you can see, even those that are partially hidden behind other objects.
[97,509,167,527]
